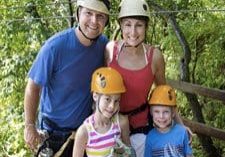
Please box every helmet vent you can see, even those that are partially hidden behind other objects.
[143,4,148,11]
[168,89,173,101]
[96,72,106,88]
[118,6,121,12]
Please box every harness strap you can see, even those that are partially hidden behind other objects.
[36,116,78,156]
[120,103,148,116]
[43,116,76,132]
[54,131,76,157]
[130,125,151,135]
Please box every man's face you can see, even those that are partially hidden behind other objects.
[78,7,108,39]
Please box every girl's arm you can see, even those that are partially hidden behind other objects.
[73,124,88,157]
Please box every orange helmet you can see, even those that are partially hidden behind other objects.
[91,67,126,94]
[148,85,176,106]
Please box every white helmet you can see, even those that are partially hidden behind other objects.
[77,0,110,15]
[118,0,149,19]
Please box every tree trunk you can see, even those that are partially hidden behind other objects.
[185,93,221,157]
[68,0,76,28]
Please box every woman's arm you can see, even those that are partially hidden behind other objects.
[117,114,137,157]
[119,114,131,146]
[104,41,115,66]
[151,48,166,85]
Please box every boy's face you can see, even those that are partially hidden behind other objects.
[151,105,175,132]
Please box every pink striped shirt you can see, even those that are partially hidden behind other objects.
[85,114,121,157]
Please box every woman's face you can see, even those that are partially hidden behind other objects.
[120,18,146,46]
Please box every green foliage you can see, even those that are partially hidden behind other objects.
[0,0,74,156]
[0,100,32,157]
[147,0,225,156]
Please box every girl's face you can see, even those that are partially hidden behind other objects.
[94,93,121,118]
[151,105,175,132]
[120,18,146,46]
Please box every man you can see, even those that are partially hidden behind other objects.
[24,0,110,156]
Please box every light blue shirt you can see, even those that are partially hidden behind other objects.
[144,124,192,157]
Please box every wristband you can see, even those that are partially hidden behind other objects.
[25,123,35,128]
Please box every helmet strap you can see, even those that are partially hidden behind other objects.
[96,94,103,114]
[76,7,100,42]
[78,25,99,42]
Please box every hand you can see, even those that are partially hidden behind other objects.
[24,124,42,152]
[113,138,136,157]
[114,146,125,154]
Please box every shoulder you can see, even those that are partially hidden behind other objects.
[143,44,163,59]
[175,123,186,130]
[146,128,157,142]
[152,47,163,62]
[105,40,116,64]
[76,123,88,140]
[44,28,74,47]
[105,40,124,50]
[105,40,116,51]
[98,34,109,45]
[173,123,188,135]
[147,128,157,136]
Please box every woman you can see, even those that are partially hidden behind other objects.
[105,0,184,156]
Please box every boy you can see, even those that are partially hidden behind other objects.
[144,85,193,157]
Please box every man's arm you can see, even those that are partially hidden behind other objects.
[24,78,41,151]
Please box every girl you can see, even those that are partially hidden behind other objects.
[73,67,135,157]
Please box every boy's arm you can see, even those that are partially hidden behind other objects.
[73,124,88,157]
